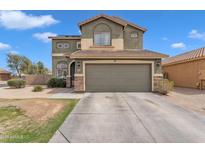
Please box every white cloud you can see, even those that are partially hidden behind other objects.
[161,37,168,41]
[171,42,186,49]
[8,50,18,54]
[0,42,11,50]
[188,29,205,41]
[0,11,59,30]
[33,32,57,43]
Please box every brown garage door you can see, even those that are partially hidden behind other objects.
[85,64,151,92]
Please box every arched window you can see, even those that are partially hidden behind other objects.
[56,61,68,78]
[94,24,111,46]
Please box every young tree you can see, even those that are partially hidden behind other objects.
[21,56,32,74]
[36,61,48,74]
[7,53,49,76]
[7,53,23,77]
[30,63,37,74]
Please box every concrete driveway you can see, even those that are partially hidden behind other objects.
[50,92,205,143]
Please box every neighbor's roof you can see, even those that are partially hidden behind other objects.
[78,14,147,32]
[0,68,10,74]
[48,35,81,40]
[162,47,205,66]
[69,49,168,59]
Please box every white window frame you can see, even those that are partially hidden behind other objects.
[63,43,70,48]
[56,43,70,49]
[77,42,81,49]
[57,43,64,48]
[94,32,111,46]
[131,32,138,38]
[56,61,68,78]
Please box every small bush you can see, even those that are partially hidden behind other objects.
[47,78,66,88]
[32,85,43,92]
[7,79,26,88]
[158,79,174,95]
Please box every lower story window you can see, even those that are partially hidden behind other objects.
[56,61,68,78]
[56,69,67,78]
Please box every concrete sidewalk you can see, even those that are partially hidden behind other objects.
[0,86,85,99]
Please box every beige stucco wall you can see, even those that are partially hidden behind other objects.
[81,38,124,50]
[81,18,124,39]
[52,56,69,77]
[73,59,163,92]
[51,39,80,77]
[162,59,205,88]
[81,18,124,50]
[75,59,161,75]
[80,18,144,50]
[52,39,80,54]
[124,25,144,49]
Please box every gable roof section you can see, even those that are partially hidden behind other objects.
[111,16,147,32]
[69,49,168,59]
[162,47,205,66]
[78,14,147,32]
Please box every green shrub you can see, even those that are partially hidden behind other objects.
[32,85,43,92]
[47,78,66,88]
[7,79,26,88]
[158,79,174,95]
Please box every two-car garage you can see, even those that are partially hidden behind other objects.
[85,63,152,92]
[70,49,168,92]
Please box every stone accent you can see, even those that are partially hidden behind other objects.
[153,73,163,92]
[74,76,84,92]
[66,76,71,88]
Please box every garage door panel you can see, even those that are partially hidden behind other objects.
[85,64,151,92]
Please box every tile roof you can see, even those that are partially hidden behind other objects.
[162,47,205,66]
[0,68,10,74]
[78,14,147,32]
[69,49,168,59]
[111,16,147,32]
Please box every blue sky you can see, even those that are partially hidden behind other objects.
[0,10,205,70]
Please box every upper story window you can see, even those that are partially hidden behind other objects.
[63,43,70,48]
[94,32,111,46]
[93,23,111,46]
[56,62,68,69]
[57,43,70,49]
[130,32,138,38]
[77,42,81,49]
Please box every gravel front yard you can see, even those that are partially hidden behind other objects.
[0,86,74,99]
[168,87,205,116]
[0,98,79,143]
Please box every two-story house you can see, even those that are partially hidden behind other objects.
[49,14,168,92]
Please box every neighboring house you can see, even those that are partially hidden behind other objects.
[49,14,168,92]
[162,47,205,89]
[0,68,11,81]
